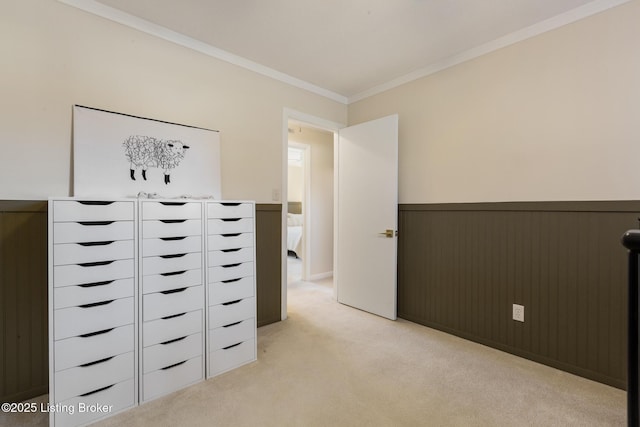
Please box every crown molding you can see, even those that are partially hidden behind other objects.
[347,0,631,104]
[57,0,349,105]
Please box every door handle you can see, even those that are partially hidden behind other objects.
[378,229,396,238]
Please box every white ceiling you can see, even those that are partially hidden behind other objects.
[67,0,627,103]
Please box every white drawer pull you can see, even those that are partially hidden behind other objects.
[160,253,187,259]
[221,218,241,222]
[161,360,187,370]
[159,202,186,206]
[160,287,187,295]
[221,248,241,253]
[160,336,187,345]
[77,241,114,247]
[221,263,241,269]
[78,299,114,309]
[79,355,114,368]
[77,201,114,206]
[222,342,241,350]
[160,219,187,224]
[79,328,114,338]
[78,260,115,267]
[222,299,241,306]
[221,278,241,284]
[221,233,241,238]
[160,270,187,277]
[80,383,115,397]
[78,280,114,288]
[161,312,186,320]
[160,236,187,241]
[78,221,115,226]
[222,321,242,328]
[221,203,241,206]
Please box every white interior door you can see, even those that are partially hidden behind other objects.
[336,114,398,320]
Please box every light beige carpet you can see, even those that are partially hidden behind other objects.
[2,277,626,426]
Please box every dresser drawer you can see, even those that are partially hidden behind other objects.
[143,310,202,347]
[54,297,134,340]
[143,235,202,257]
[54,278,134,310]
[209,339,255,377]
[208,297,255,329]
[54,240,134,266]
[54,378,135,427]
[54,324,134,372]
[143,285,204,321]
[54,259,134,288]
[53,200,134,222]
[208,277,254,306]
[143,332,203,374]
[207,247,253,267]
[143,355,203,401]
[142,252,202,275]
[209,262,254,283]
[208,233,254,251]
[141,201,202,220]
[54,351,134,403]
[207,218,254,234]
[209,318,255,351]
[53,221,134,244]
[207,202,253,219]
[143,269,202,295]
[143,219,202,238]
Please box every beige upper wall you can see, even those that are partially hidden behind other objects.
[349,0,640,204]
[0,0,346,201]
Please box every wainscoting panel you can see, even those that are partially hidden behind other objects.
[255,204,282,327]
[398,202,640,389]
[0,201,48,403]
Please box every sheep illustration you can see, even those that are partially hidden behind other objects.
[123,135,190,184]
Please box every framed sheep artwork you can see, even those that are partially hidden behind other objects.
[73,105,221,199]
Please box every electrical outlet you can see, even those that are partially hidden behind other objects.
[513,304,524,322]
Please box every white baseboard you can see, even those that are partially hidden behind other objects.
[309,271,333,281]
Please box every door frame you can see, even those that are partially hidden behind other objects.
[281,108,344,320]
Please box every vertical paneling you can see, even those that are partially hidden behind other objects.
[398,202,638,389]
[255,204,282,327]
[0,201,48,403]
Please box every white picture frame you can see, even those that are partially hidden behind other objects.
[73,105,221,199]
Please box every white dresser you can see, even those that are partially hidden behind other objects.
[139,200,205,402]
[206,202,257,377]
[48,198,137,427]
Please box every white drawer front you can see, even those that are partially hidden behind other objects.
[54,278,134,310]
[209,339,255,377]
[54,324,134,372]
[142,252,202,275]
[54,351,134,403]
[54,240,134,266]
[143,235,202,257]
[54,297,134,340]
[54,259,134,288]
[141,201,202,220]
[207,247,253,267]
[54,378,135,427]
[209,262,254,283]
[143,285,204,321]
[143,269,202,295]
[207,218,254,235]
[208,297,255,329]
[53,221,134,244]
[208,277,254,306]
[143,219,202,238]
[208,233,254,250]
[207,202,253,219]
[53,200,134,222]
[209,318,255,351]
[143,332,203,374]
[143,355,203,402]
[143,310,202,347]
